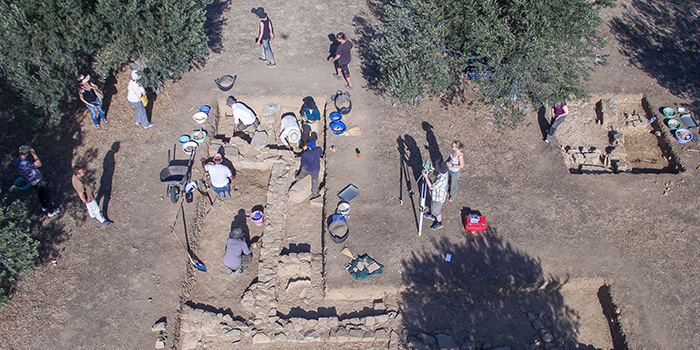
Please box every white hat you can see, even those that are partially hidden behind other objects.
[131,70,140,80]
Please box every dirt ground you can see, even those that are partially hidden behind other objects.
[1,0,700,349]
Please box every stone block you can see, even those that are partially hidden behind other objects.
[374,301,386,312]
[336,328,350,341]
[324,316,339,328]
[614,160,629,172]
[288,175,311,202]
[375,314,389,324]
[251,130,269,149]
[375,328,388,340]
[407,337,432,350]
[304,330,318,340]
[437,333,460,349]
[181,332,201,350]
[349,328,364,340]
[287,332,299,341]
[347,317,361,325]
[286,278,312,292]
[152,320,167,332]
[224,328,242,337]
[580,165,613,174]
[365,316,376,327]
[275,332,287,341]
[319,329,331,340]
[608,146,627,160]
[364,331,375,340]
[201,312,218,332]
[252,332,271,344]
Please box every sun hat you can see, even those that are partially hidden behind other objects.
[213,153,222,160]
[18,145,32,155]
[78,74,90,84]
[131,70,140,80]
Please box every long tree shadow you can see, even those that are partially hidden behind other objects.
[609,0,700,111]
[399,233,596,349]
[96,142,120,221]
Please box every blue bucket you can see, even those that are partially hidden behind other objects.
[13,177,30,191]
[178,135,191,144]
[330,120,347,135]
[329,112,342,121]
[199,105,211,114]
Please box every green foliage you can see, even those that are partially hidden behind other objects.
[0,0,212,124]
[0,195,38,307]
[370,0,613,127]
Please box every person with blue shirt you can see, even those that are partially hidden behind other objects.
[291,139,323,200]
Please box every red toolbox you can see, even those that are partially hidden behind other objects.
[464,213,487,232]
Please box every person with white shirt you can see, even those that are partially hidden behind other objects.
[127,70,153,129]
[226,96,259,134]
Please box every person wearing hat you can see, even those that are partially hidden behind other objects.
[291,139,323,200]
[422,159,449,230]
[71,166,112,227]
[127,70,153,129]
[227,96,259,134]
[252,7,275,68]
[77,74,108,129]
[223,227,254,277]
[12,145,60,217]
[202,153,234,199]
[279,113,301,149]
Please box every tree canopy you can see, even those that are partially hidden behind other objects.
[0,0,211,124]
[369,0,612,128]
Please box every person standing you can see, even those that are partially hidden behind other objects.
[253,7,275,68]
[77,74,108,129]
[223,227,254,278]
[13,145,60,217]
[227,96,259,134]
[291,140,323,200]
[422,159,449,230]
[331,32,354,90]
[71,166,112,227]
[127,70,153,129]
[446,140,464,202]
[202,153,234,200]
[545,101,569,143]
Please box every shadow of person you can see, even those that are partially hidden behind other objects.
[422,121,443,164]
[327,33,340,63]
[230,209,250,240]
[96,141,120,220]
[537,105,549,139]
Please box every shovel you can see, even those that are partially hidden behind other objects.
[170,202,207,272]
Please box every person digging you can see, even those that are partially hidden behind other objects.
[422,159,449,231]
[222,227,258,278]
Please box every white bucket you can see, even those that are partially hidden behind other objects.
[337,201,350,215]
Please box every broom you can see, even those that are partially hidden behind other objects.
[341,126,363,136]
[341,246,356,259]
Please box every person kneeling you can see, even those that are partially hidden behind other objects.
[223,228,254,278]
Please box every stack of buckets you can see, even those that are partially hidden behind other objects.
[329,112,346,135]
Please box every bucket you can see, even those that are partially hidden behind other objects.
[329,112,342,121]
[214,75,236,91]
[178,134,191,144]
[662,107,677,118]
[330,120,347,135]
[337,201,350,215]
[250,210,264,226]
[13,177,30,191]
[199,105,211,114]
[674,128,693,144]
[192,130,207,143]
[182,140,199,155]
[193,112,208,124]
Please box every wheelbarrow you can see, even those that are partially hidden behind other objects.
[160,143,197,203]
